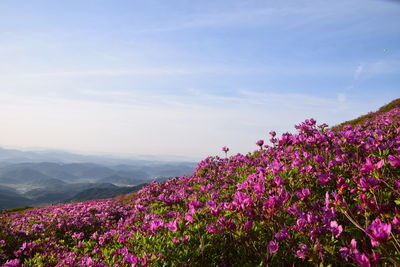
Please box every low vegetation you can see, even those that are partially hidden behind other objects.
[0,105,399,266]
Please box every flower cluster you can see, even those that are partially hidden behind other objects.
[1,108,399,266]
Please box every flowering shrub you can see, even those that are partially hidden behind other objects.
[0,108,399,266]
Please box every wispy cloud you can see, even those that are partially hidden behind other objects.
[0,68,192,78]
[353,64,364,81]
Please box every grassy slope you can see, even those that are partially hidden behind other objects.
[332,98,400,130]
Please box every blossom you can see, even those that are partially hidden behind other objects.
[82,257,93,266]
[295,244,309,259]
[329,221,343,238]
[372,252,380,265]
[222,146,229,153]
[124,254,139,265]
[388,155,400,168]
[256,140,264,147]
[366,217,391,246]
[206,224,217,234]
[354,253,370,267]
[3,259,21,267]
[244,220,253,231]
[296,188,311,199]
[275,228,289,240]
[167,219,179,232]
[185,213,194,223]
[72,232,84,240]
[268,240,279,254]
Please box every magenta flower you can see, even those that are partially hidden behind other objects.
[296,188,311,199]
[256,140,264,147]
[244,220,253,231]
[295,244,309,259]
[167,219,179,232]
[354,253,371,267]
[221,146,229,153]
[350,239,358,254]
[372,252,380,265]
[206,224,217,234]
[82,257,93,266]
[313,155,325,163]
[273,176,284,187]
[366,218,391,246]
[71,232,84,240]
[119,247,129,255]
[393,216,400,226]
[275,228,289,240]
[329,221,343,238]
[388,155,400,168]
[149,219,164,232]
[124,254,139,265]
[361,157,384,173]
[268,240,279,254]
[2,259,21,267]
[185,213,194,223]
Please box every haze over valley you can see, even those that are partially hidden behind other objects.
[0,148,196,209]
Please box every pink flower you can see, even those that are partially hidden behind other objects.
[354,253,370,267]
[366,217,391,247]
[72,232,84,240]
[167,219,179,232]
[82,257,93,266]
[296,188,311,199]
[3,259,21,267]
[185,213,194,223]
[244,220,253,231]
[206,224,217,234]
[273,176,284,187]
[393,216,400,226]
[256,140,264,147]
[295,244,309,259]
[275,228,289,240]
[329,221,343,238]
[388,155,400,168]
[313,155,325,163]
[361,157,384,173]
[149,219,164,232]
[268,240,279,254]
[124,254,139,265]
[372,252,380,265]
[222,146,229,153]
[119,247,129,255]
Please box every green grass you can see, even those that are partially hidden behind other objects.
[332,98,400,130]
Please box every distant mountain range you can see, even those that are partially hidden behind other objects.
[0,149,196,210]
[0,147,197,165]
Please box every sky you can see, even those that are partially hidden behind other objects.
[0,0,399,161]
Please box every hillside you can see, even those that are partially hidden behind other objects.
[333,98,400,130]
[0,186,31,210]
[66,183,147,202]
[0,105,399,266]
[0,161,196,209]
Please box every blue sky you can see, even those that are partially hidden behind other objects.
[0,0,399,160]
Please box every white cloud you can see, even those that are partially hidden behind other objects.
[353,64,364,81]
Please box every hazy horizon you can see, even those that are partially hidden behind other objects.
[0,0,399,160]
